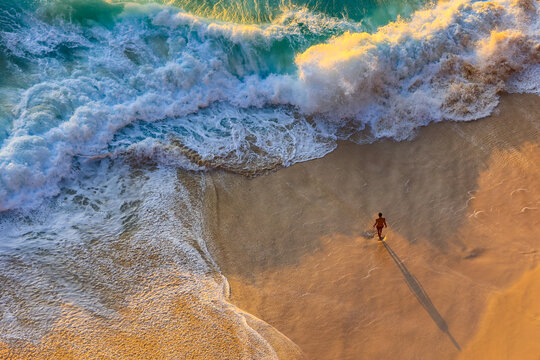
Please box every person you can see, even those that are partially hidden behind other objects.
[373,213,387,240]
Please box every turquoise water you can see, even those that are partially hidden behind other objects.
[0,0,537,212]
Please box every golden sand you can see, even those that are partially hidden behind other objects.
[1,94,538,359]
[459,263,540,359]
[204,94,540,359]
[0,271,304,359]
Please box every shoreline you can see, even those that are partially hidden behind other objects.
[1,93,538,359]
[204,93,540,359]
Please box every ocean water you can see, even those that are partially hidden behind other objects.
[0,0,538,356]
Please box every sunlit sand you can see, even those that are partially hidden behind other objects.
[205,93,540,359]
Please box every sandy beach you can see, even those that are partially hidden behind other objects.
[0,94,538,359]
[204,93,540,359]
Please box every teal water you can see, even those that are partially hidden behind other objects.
[0,0,538,210]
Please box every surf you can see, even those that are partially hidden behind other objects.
[0,0,538,213]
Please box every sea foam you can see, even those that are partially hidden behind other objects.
[293,0,539,137]
[0,0,538,211]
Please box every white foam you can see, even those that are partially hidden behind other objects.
[0,159,215,341]
[0,0,538,211]
[293,0,539,138]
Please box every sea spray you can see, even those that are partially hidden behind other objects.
[294,0,539,138]
[0,0,538,212]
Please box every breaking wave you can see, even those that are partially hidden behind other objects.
[0,0,538,211]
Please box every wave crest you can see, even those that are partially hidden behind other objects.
[294,0,539,139]
[0,0,538,211]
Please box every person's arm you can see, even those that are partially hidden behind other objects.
[384,219,387,227]
[373,221,377,228]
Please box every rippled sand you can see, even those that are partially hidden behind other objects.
[204,93,540,359]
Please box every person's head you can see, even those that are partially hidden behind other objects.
[378,212,382,217]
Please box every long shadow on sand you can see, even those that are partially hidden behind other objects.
[382,240,461,351]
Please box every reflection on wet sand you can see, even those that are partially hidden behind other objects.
[459,263,540,359]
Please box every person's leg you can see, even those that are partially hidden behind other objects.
[377,227,382,239]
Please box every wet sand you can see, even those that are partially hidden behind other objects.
[204,93,540,359]
[0,269,305,359]
[2,94,537,359]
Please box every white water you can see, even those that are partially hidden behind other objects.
[0,0,538,212]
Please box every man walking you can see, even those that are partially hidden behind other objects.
[373,213,387,240]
